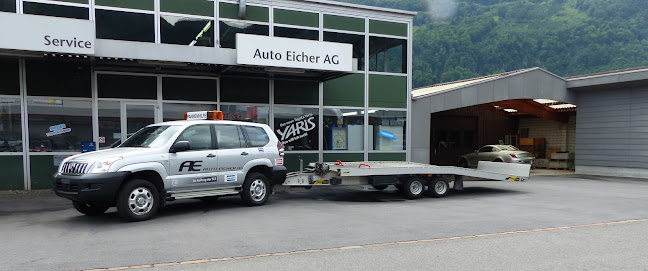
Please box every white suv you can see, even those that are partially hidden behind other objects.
[54,111,286,222]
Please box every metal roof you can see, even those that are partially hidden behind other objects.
[300,0,418,16]
[412,68,541,99]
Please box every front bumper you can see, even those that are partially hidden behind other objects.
[53,172,130,206]
[271,165,287,185]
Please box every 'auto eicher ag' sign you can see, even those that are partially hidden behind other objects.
[236,34,353,72]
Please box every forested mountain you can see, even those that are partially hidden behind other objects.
[336,0,648,87]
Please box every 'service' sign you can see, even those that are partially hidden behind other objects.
[236,34,353,72]
[0,12,95,55]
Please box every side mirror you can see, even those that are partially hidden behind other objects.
[170,141,190,153]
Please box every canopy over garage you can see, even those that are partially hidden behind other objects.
[411,67,574,165]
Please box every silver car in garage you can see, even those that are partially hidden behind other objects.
[458,145,534,168]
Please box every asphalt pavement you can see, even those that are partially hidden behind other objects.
[2,172,648,270]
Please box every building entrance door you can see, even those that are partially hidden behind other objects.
[121,103,157,143]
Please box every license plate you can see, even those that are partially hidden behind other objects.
[60,179,70,184]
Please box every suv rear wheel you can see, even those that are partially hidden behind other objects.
[241,172,270,206]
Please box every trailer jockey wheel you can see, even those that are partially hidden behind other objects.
[401,178,425,199]
[427,177,449,198]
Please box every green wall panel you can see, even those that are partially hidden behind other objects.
[95,0,153,11]
[369,75,407,108]
[323,74,364,107]
[323,14,364,32]
[219,2,268,22]
[323,153,364,163]
[369,20,407,37]
[51,0,87,4]
[30,155,59,190]
[161,0,213,17]
[369,153,406,161]
[275,80,319,105]
[283,153,319,172]
[0,156,24,190]
[274,9,318,28]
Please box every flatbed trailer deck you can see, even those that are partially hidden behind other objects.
[283,161,531,199]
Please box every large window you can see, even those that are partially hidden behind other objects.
[28,99,92,152]
[221,105,269,124]
[162,77,216,101]
[98,74,156,99]
[0,98,22,152]
[324,32,365,71]
[161,15,214,47]
[0,58,19,95]
[23,2,89,20]
[369,37,407,74]
[26,60,91,97]
[369,110,406,151]
[96,9,154,42]
[323,108,364,151]
[274,26,318,41]
[1,0,16,12]
[274,107,318,151]
[219,21,268,49]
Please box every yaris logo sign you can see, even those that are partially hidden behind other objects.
[236,34,353,72]
[0,12,95,55]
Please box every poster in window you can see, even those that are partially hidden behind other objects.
[331,127,348,150]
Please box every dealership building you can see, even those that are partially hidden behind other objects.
[3,0,648,192]
[0,0,414,190]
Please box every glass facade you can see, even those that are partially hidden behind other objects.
[0,0,412,189]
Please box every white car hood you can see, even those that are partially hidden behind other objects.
[66,148,160,163]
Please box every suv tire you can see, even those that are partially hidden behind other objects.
[241,172,270,206]
[72,201,109,216]
[115,179,160,222]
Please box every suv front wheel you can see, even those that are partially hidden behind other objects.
[241,173,270,206]
[115,179,160,222]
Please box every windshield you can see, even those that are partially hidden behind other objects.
[498,145,519,151]
[119,125,181,148]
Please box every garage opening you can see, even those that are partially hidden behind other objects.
[430,99,577,169]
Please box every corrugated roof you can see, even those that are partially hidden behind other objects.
[412,68,538,99]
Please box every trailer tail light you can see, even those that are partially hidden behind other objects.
[510,154,518,158]
[277,141,284,157]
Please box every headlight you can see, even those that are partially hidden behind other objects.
[87,156,123,174]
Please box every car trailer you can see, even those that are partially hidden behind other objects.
[282,161,531,199]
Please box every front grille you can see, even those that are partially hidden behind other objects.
[56,182,79,192]
[60,162,88,175]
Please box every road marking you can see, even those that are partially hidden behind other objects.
[84,218,648,271]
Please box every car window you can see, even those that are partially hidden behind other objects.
[121,125,181,148]
[214,125,243,149]
[479,146,493,152]
[498,145,518,151]
[176,125,212,150]
[243,126,269,147]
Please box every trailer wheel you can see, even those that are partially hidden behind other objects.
[402,178,425,199]
[372,184,389,190]
[427,178,449,198]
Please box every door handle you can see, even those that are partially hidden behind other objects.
[241,152,249,156]
[206,154,216,158]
